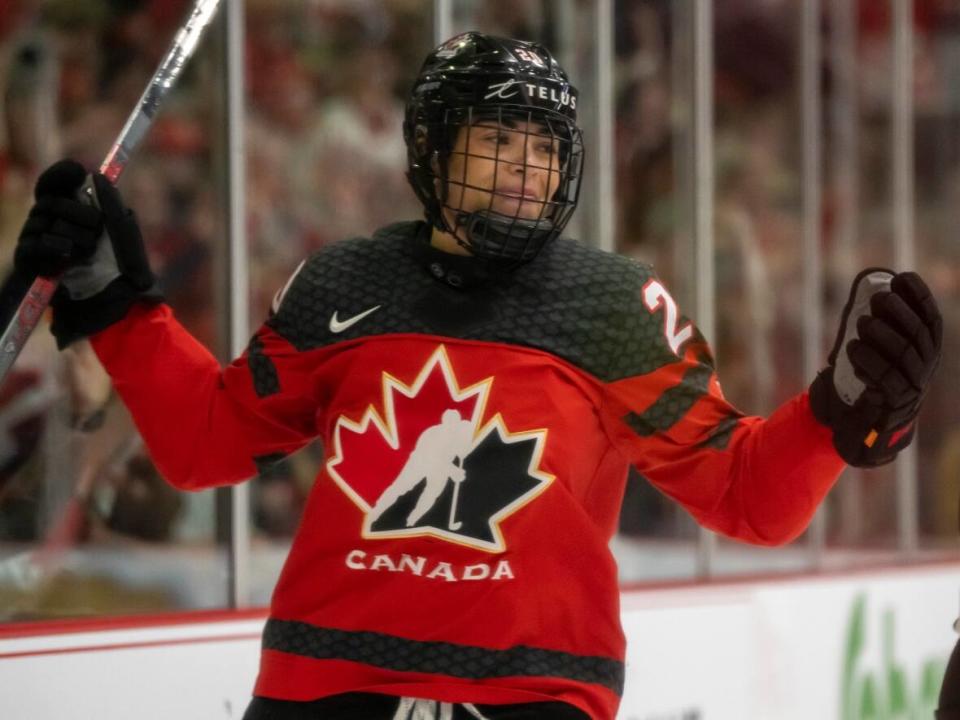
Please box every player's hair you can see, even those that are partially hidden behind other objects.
[404,32,584,265]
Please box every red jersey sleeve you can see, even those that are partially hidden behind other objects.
[90,303,320,490]
[601,305,846,547]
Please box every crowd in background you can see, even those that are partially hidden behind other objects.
[0,0,957,619]
[614,0,960,545]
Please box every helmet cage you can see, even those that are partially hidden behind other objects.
[408,103,584,264]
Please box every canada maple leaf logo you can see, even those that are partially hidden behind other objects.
[326,346,553,552]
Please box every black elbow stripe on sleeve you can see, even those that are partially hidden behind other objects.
[248,335,280,397]
[696,414,742,451]
[623,361,713,437]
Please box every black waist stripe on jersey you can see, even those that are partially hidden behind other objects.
[263,619,626,695]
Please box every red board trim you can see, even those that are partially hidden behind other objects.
[0,632,262,660]
[0,607,268,640]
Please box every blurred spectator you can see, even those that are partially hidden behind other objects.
[0,0,223,616]
[310,45,416,242]
[0,369,49,541]
[472,0,544,41]
[94,454,183,543]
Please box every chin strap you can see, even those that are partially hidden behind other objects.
[455,210,555,264]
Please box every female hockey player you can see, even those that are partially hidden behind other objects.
[12,32,941,720]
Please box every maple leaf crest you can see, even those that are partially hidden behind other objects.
[326,346,553,552]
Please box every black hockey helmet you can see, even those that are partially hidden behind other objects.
[403,32,584,264]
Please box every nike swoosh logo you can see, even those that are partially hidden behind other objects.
[329,305,381,333]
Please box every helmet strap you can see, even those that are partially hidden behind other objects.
[455,210,555,264]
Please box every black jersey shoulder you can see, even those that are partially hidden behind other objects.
[266,223,431,344]
[267,222,686,382]
[502,236,683,380]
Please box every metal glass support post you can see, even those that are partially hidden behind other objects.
[892,0,918,557]
[547,1,591,245]
[434,0,453,45]
[693,0,717,578]
[595,0,615,253]
[801,0,826,569]
[225,0,251,607]
[830,0,859,287]
[669,0,696,311]
[554,0,577,77]
[829,0,866,549]
[819,0,868,557]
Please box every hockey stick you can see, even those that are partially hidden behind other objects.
[0,0,224,385]
[0,434,144,591]
[33,434,144,574]
[448,458,463,531]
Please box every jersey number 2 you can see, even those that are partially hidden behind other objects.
[642,280,694,355]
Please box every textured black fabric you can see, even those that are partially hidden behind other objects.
[243,693,590,720]
[262,619,625,695]
[267,221,683,384]
[697,414,742,450]
[622,359,713,437]
[248,335,281,397]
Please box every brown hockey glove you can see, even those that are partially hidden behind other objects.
[809,268,942,467]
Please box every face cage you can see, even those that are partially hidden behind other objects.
[428,105,584,264]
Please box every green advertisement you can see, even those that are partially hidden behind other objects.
[841,594,948,720]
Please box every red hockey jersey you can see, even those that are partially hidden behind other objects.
[90,222,845,720]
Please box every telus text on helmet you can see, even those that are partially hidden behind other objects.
[484,80,577,111]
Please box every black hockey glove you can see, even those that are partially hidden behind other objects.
[14,159,162,348]
[809,268,942,467]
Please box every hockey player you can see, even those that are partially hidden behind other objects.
[939,628,960,720]
[12,32,941,720]
[369,409,472,529]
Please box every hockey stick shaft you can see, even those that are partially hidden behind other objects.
[448,456,464,531]
[0,434,145,590]
[35,435,144,572]
[448,479,462,530]
[0,0,224,384]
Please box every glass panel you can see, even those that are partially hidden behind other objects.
[612,0,699,582]
[913,5,960,557]
[821,1,900,565]
[243,1,433,605]
[707,1,830,576]
[0,3,228,620]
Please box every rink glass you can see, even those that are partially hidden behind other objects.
[0,0,956,621]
